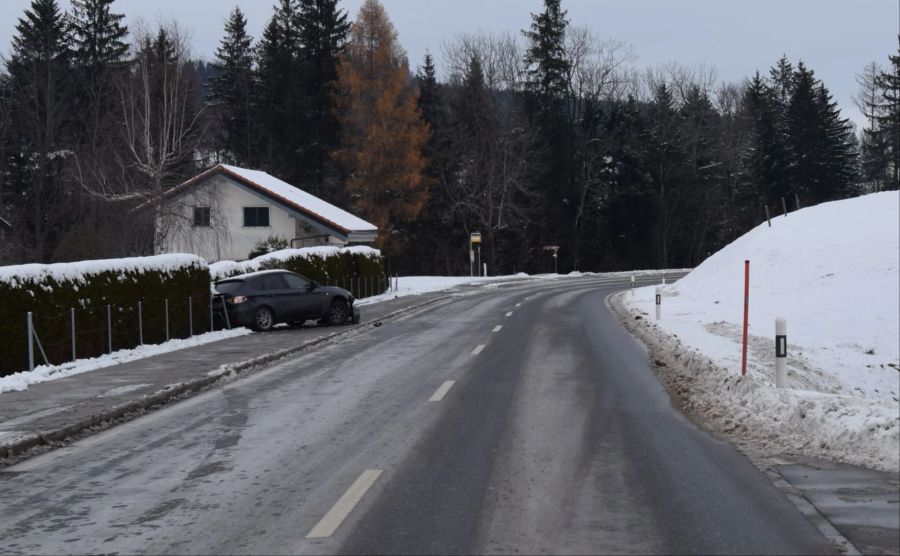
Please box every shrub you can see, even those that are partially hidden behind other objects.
[248,235,289,259]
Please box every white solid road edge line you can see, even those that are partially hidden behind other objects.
[492,325,502,333]
[472,344,485,355]
[428,380,456,402]
[306,469,383,539]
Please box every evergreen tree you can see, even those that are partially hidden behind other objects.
[210,6,258,165]
[785,61,854,204]
[644,83,683,268]
[741,71,788,205]
[296,0,350,200]
[521,0,576,270]
[256,0,304,179]
[874,41,900,188]
[69,0,128,77]
[522,0,570,111]
[5,0,75,262]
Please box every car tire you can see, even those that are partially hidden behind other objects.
[253,306,275,332]
[326,299,349,326]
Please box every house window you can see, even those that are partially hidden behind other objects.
[243,207,270,227]
[193,207,211,227]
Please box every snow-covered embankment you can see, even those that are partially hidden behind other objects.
[618,191,899,472]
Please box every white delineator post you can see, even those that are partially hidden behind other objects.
[655,287,661,320]
[630,275,635,295]
[775,318,787,388]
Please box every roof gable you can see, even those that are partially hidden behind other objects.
[159,164,377,236]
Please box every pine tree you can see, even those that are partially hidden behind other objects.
[69,0,128,77]
[785,61,854,204]
[333,0,428,254]
[874,41,900,188]
[5,0,74,261]
[522,0,570,111]
[644,83,683,268]
[296,0,350,200]
[210,6,257,165]
[256,0,304,179]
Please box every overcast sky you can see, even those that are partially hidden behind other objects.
[1,0,897,129]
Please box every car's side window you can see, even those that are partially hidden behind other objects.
[254,274,288,291]
[283,274,311,290]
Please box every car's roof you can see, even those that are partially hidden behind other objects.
[217,269,295,282]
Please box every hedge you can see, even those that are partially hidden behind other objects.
[209,246,388,299]
[0,255,210,377]
[0,248,387,377]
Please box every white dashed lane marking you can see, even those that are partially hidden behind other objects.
[472,344,485,355]
[492,325,502,333]
[505,312,513,317]
[306,470,383,539]
[428,381,455,402]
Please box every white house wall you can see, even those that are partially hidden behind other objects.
[156,174,300,262]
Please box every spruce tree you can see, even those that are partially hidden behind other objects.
[210,6,257,165]
[6,0,74,261]
[644,83,683,268]
[523,0,570,111]
[296,0,350,200]
[874,41,900,188]
[69,0,128,77]
[256,0,304,180]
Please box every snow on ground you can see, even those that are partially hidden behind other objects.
[0,328,251,395]
[620,191,900,472]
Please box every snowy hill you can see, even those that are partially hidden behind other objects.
[623,191,899,471]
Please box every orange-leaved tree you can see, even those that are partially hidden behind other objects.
[333,0,429,254]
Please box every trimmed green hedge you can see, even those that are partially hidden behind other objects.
[0,248,387,378]
[211,247,388,299]
[0,255,210,377]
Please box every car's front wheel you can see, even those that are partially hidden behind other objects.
[253,306,275,331]
[326,299,349,326]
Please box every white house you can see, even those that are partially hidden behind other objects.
[153,164,378,262]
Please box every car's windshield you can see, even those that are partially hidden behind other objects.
[214,280,244,294]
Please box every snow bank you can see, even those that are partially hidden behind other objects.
[0,254,206,287]
[622,191,900,471]
[209,246,381,280]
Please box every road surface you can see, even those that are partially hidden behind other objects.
[0,276,833,554]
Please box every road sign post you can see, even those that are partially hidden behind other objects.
[542,245,560,274]
[741,260,750,376]
[470,232,482,277]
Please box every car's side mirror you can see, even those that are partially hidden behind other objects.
[307,282,317,291]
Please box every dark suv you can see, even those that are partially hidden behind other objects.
[213,270,360,331]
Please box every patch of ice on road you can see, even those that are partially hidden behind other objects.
[0,328,252,395]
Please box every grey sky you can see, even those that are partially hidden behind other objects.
[1,0,897,129]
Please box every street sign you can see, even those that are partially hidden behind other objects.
[542,245,559,251]
[470,232,482,244]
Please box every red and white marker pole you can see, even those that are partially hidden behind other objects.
[741,260,750,376]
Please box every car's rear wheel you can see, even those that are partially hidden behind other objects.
[253,306,275,331]
[326,299,349,325]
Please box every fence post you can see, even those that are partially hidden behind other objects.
[70,308,76,362]
[138,301,143,345]
[209,294,214,333]
[655,287,661,320]
[164,298,170,341]
[107,304,112,354]
[188,296,193,337]
[775,318,787,388]
[27,311,34,372]
[220,296,231,330]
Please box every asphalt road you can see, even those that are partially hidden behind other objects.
[0,276,834,555]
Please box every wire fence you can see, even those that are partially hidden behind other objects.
[16,274,398,374]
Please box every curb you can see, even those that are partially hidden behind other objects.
[0,294,452,464]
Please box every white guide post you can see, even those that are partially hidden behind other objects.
[775,318,787,388]
[630,275,635,295]
[655,287,662,320]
